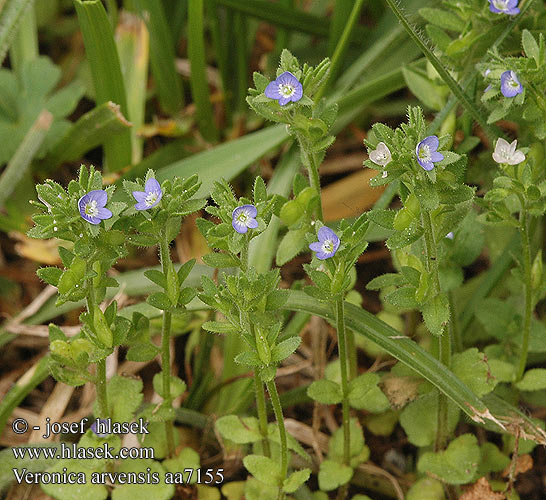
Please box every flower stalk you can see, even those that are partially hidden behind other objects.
[516,209,532,381]
[421,209,451,451]
[158,231,175,457]
[335,296,351,466]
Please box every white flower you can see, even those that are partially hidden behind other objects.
[492,138,525,165]
[369,142,392,166]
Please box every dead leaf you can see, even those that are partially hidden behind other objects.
[460,477,505,500]
[380,374,421,408]
[10,232,60,265]
[502,454,533,478]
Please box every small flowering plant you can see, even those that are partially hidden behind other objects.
[197,177,278,265]
[488,0,520,15]
[481,30,546,138]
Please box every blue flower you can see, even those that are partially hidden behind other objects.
[500,70,523,98]
[90,418,110,438]
[132,178,163,210]
[489,0,520,15]
[309,226,340,260]
[264,71,303,106]
[416,136,444,171]
[232,204,258,234]
[78,190,112,225]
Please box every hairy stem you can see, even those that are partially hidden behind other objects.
[517,210,532,381]
[298,136,324,221]
[266,379,288,500]
[421,210,450,451]
[335,297,351,466]
[254,372,271,457]
[159,233,175,457]
[87,280,108,419]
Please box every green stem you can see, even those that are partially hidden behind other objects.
[159,233,175,457]
[87,279,108,419]
[265,379,288,500]
[421,210,450,451]
[254,372,271,457]
[347,329,357,380]
[298,139,324,220]
[316,0,365,100]
[449,291,463,353]
[517,211,532,381]
[335,297,351,466]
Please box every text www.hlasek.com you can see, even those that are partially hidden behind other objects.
[12,443,154,460]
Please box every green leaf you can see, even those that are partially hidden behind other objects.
[202,252,240,268]
[522,29,539,65]
[215,415,262,444]
[41,460,108,500]
[74,0,131,171]
[417,434,480,485]
[163,447,201,484]
[112,459,173,500]
[307,379,342,405]
[400,391,460,447]
[153,373,187,399]
[36,266,62,287]
[366,273,405,290]
[419,8,464,32]
[243,455,280,486]
[477,442,510,476]
[126,343,159,362]
[329,418,365,462]
[276,227,308,266]
[146,292,172,310]
[515,369,546,391]
[402,66,444,111]
[318,460,353,491]
[348,373,390,413]
[282,468,311,493]
[100,375,143,423]
[202,321,238,334]
[270,336,301,363]
[406,478,445,500]
[452,348,497,397]
[422,293,449,336]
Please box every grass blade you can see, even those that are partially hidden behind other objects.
[43,101,132,168]
[115,11,149,164]
[329,0,353,55]
[215,0,330,37]
[0,110,52,208]
[188,0,218,141]
[9,2,38,76]
[131,0,184,115]
[0,0,34,64]
[383,0,499,140]
[73,0,132,172]
[316,0,365,99]
[282,290,525,437]
[0,356,50,438]
[156,125,288,196]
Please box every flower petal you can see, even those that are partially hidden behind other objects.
[134,201,150,211]
[430,151,444,163]
[420,135,440,152]
[132,190,148,203]
[509,151,526,165]
[264,81,281,99]
[86,189,108,207]
[247,218,258,229]
[232,219,248,234]
[145,177,161,194]
[277,71,299,86]
[97,207,113,220]
[278,96,291,106]
[419,160,435,171]
[309,242,322,253]
[317,226,338,244]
